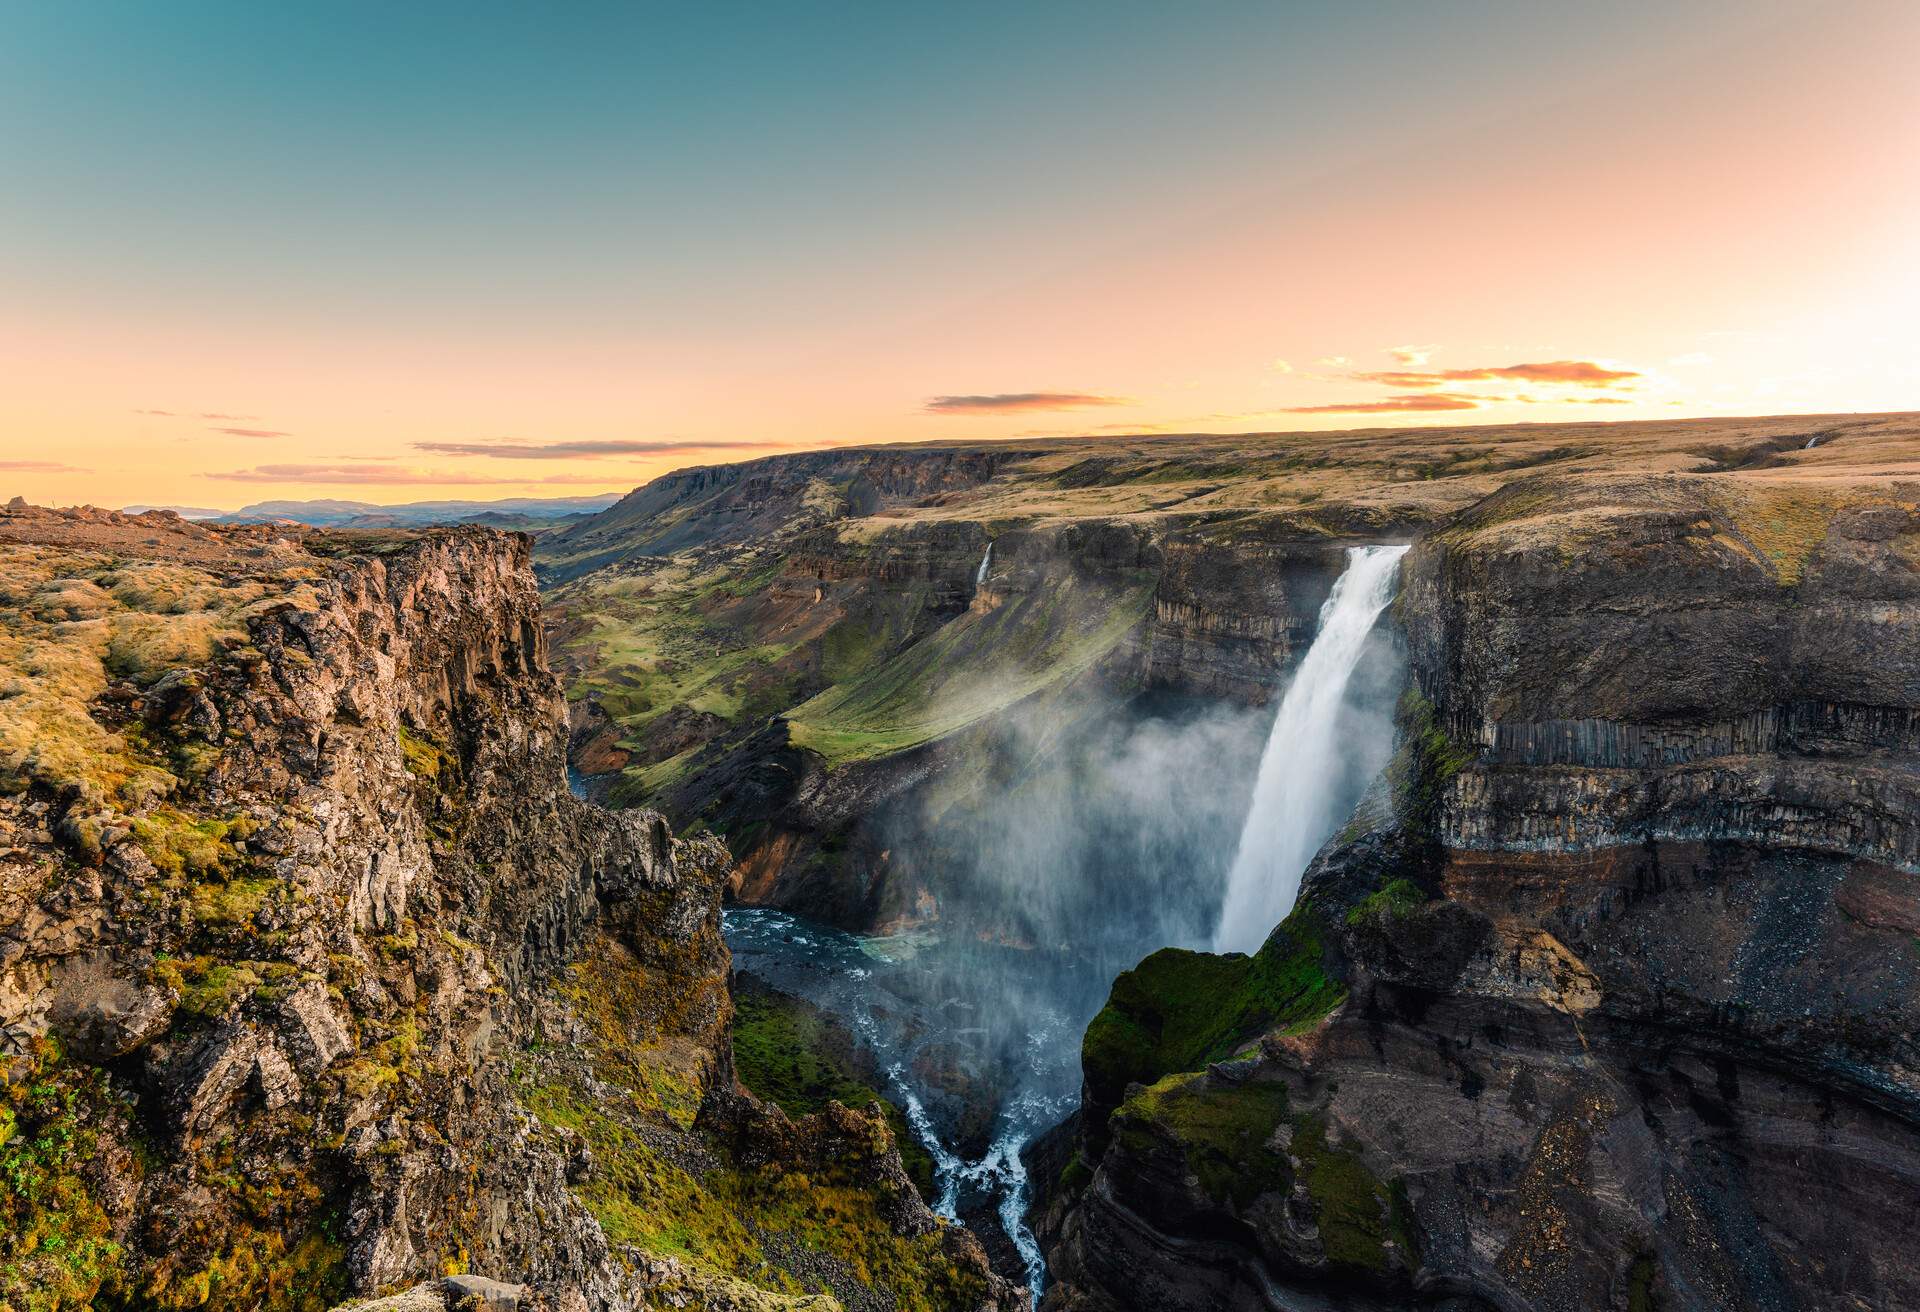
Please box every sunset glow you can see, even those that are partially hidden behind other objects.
[3,0,1917,508]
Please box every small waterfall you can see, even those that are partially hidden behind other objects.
[1804,435,1819,449]
[1214,544,1409,952]
[976,540,994,586]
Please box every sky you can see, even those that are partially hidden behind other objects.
[3,0,1917,510]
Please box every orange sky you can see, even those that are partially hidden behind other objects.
[3,0,1916,510]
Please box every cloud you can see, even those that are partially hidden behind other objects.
[210,426,291,438]
[1389,344,1438,366]
[198,412,259,420]
[1282,392,1483,414]
[925,392,1130,414]
[0,459,89,473]
[1316,356,1350,367]
[411,438,782,460]
[205,463,617,486]
[133,408,176,416]
[1271,359,1293,374]
[1353,360,1639,388]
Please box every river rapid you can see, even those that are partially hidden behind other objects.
[724,907,1088,1302]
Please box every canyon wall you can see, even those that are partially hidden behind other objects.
[1039,471,1920,1311]
[0,505,1013,1312]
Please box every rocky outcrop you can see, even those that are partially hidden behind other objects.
[1041,472,1920,1312]
[0,506,1015,1312]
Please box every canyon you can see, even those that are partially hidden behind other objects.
[4,409,1920,1310]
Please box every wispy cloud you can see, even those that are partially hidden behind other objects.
[925,392,1131,414]
[205,463,616,486]
[211,426,291,438]
[412,438,782,460]
[136,408,262,420]
[1271,359,1293,374]
[1,459,89,473]
[1389,344,1439,366]
[1282,392,1483,414]
[1354,360,1639,388]
[1316,355,1350,367]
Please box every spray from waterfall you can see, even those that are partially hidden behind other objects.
[977,540,994,586]
[1214,544,1409,952]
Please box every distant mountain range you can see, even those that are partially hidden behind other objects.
[122,493,627,529]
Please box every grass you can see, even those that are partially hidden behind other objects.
[0,543,314,828]
[788,573,1153,765]
[1710,484,1847,585]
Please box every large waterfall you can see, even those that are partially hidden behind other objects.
[1214,544,1409,952]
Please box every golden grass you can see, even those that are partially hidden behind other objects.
[0,543,314,816]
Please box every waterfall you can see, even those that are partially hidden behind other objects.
[1214,544,1409,952]
[1804,435,1819,449]
[977,540,994,586]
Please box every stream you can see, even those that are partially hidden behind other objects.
[724,907,1085,1303]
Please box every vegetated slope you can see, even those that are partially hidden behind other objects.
[539,413,1920,935]
[0,502,1017,1312]
[1037,468,1920,1311]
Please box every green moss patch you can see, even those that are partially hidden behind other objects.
[732,979,934,1198]
[0,1040,126,1311]
[1113,1075,1292,1207]
[1081,909,1344,1125]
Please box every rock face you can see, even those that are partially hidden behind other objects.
[0,505,1016,1312]
[1040,472,1920,1312]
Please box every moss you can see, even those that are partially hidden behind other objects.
[1627,1252,1657,1312]
[1386,687,1476,830]
[130,809,256,882]
[188,876,279,927]
[1292,1115,1395,1273]
[521,939,982,1311]
[0,1039,127,1311]
[1081,907,1344,1131]
[396,723,452,781]
[731,981,935,1198]
[150,956,301,1024]
[1346,878,1425,927]
[1113,1075,1292,1207]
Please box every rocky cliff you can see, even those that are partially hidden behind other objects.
[1039,470,1920,1311]
[0,503,1015,1312]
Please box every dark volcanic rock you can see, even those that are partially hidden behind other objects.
[1042,472,1920,1312]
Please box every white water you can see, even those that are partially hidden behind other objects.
[977,540,994,586]
[1805,435,1819,449]
[1214,544,1409,952]
[725,908,1069,1307]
